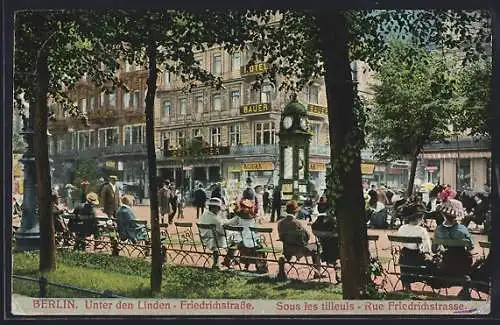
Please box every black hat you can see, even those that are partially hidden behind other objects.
[401,202,425,221]
[246,177,252,184]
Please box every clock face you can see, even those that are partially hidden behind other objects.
[283,116,293,129]
[299,117,308,130]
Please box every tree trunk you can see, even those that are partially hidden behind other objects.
[35,31,56,272]
[406,153,419,197]
[145,41,162,294]
[315,11,370,299]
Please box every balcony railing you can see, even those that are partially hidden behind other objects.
[230,144,279,155]
[52,143,147,160]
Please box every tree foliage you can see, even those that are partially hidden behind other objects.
[453,58,492,136]
[368,39,457,161]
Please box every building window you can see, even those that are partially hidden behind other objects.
[230,90,240,109]
[161,131,172,149]
[212,94,221,111]
[164,70,171,86]
[196,96,204,113]
[80,98,87,113]
[260,84,273,103]
[458,159,471,190]
[210,127,221,147]
[132,91,141,107]
[89,96,95,110]
[77,130,95,150]
[310,123,321,144]
[231,52,241,71]
[100,92,106,108]
[162,101,171,117]
[192,128,201,138]
[229,124,241,146]
[57,138,64,153]
[98,127,119,148]
[123,92,130,108]
[49,139,54,155]
[179,98,187,115]
[124,124,145,145]
[177,130,185,147]
[212,54,222,75]
[255,121,276,145]
[308,86,319,104]
[109,93,116,108]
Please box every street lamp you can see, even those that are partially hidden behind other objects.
[15,100,40,251]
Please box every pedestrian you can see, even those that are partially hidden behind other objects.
[271,185,282,222]
[158,181,172,224]
[99,175,120,219]
[168,184,178,223]
[177,188,185,219]
[138,183,144,205]
[194,183,207,218]
[80,180,90,204]
[242,177,259,215]
[263,185,271,215]
[254,185,264,224]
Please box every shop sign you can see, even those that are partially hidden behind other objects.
[309,162,326,172]
[242,161,274,171]
[282,183,293,193]
[374,165,386,172]
[307,104,328,116]
[227,165,241,173]
[240,63,268,76]
[425,166,438,173]
[361,163,375,175]
[240,103,271,115]
[105,160,116,168]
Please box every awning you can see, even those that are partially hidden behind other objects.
[421,151,491,159]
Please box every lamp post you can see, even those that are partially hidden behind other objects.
[15,101,40,251]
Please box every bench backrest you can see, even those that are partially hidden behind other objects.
[249,227,276,252]
[388,235,423,244]
[432,238,470,247]
[196,223,221,252]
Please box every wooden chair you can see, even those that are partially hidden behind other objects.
[196,223,223,268]
[222,225,244,269]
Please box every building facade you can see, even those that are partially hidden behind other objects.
[48,62,151,197]
[154,47,331,192]
[421,137,491,192]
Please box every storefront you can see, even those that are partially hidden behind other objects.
[309,160,327,191]
[241,161,276,186]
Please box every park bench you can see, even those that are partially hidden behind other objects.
[173,222,208,266]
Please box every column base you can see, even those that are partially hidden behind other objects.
[15,225,40,252]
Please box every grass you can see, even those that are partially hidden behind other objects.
[13,250,343,299]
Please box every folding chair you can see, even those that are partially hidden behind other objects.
[196,223,222,268]
[222,225,244,269]
[174,222,206,265]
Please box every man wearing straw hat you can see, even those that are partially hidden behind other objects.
[99,175,120,218]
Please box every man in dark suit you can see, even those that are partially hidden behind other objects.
[194,183,207,218]
[99,175,120,218]
[271,186,282,222]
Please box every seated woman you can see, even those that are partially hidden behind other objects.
[395,202,433,291]
[223,199,268,273]
[369,191,389,229]
[116,196,147,243]
[431,195,474,295]
[70,192,99,250]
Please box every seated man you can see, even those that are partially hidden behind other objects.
[311,198,340,265]
[199,198,227,266]
[70,192,99,250]
[278,200,323,278]
[116,195,147,243]
[395,202,434,291]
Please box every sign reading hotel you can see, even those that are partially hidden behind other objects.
[307,104,328,116]
[240,63,268,76]
[242,161,274,171]
[240,103,271,115]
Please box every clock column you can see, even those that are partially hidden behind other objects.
[278,99,312,207]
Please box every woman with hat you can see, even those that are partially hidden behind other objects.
[199,197,228,266]
[222,199,268,273]
[70,192,99,250]
[395,202,433,291]
[433,193,474,277]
